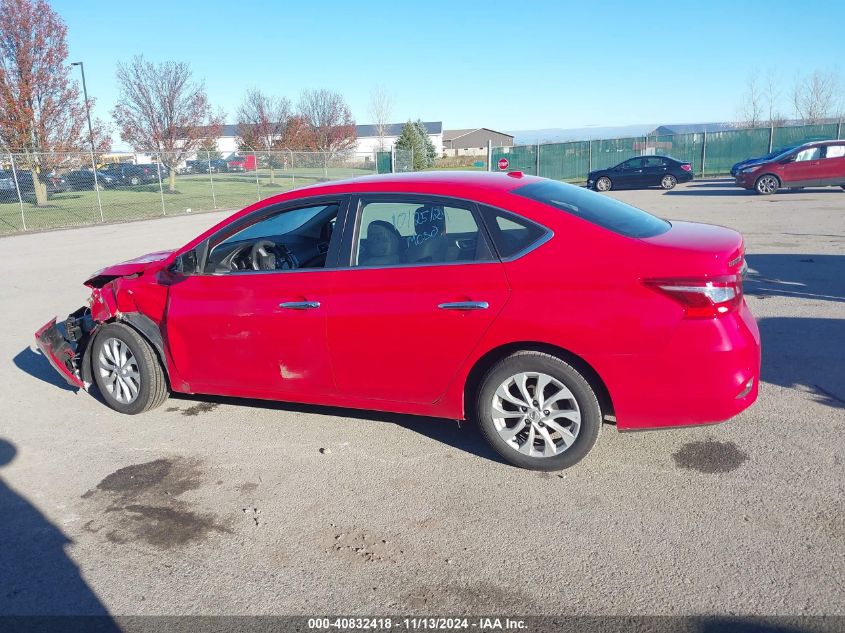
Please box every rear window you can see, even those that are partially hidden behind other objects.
[511,180,670,238]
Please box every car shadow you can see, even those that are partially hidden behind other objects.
[757,316,845,410]
[12,346,78,392]
[745,253,845,303]
[168,392,508,466]
[0,438,119,622]
[665,187,754,196]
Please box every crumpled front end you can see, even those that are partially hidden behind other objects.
[35,307,98,390]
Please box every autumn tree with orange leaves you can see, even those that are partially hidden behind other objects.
[0,0,109,205]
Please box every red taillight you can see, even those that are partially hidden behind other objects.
[681,164,692,172]
[644,275,743,318]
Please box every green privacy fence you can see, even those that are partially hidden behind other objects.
[491,122,844,182]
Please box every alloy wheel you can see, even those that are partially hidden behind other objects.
[596,177,611,192]
[97,337,141,404]
[756,175,778,194]
[491,371,581,458]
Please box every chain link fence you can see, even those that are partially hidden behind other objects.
[0,149,412,235]
[491,122,844,181]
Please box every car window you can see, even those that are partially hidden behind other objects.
[795,147,821,162]
[643,157,664,168]
[207,203,339,273]
[620,158,642,170]
[478,205,548,259]
[512,179,671,238]
[823,145,845,159]
[355,199,492,267]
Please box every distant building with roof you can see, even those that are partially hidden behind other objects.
[442,128,514,156]
[354,122,442,155]
[649,122,739,136]
[198,122,443,157]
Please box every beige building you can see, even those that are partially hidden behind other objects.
[442,128,514,156]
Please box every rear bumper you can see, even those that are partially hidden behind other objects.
[598,302,761,430]
[34,308,96,390]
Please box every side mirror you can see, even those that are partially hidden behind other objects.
[172,249,199,275]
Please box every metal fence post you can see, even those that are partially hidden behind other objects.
[701,131,707,178]
[535,143,541,177]
[206,150,217,209]
[290,150,295,189]
[588,141,592,173]
[155,150,166,215]
[486,140,492,172]
[768,125,774,153]
[88,148,103,222]
[838,119,842,140]
[254,151,261,201]
[9,153,26,231]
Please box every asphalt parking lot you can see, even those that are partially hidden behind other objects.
[0,179,843,618]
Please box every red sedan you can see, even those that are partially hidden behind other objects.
[36,171,760,470]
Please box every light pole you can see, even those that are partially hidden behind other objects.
[71,61,103,221]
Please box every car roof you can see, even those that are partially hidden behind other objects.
[293,170,541,196]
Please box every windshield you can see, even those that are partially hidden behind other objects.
[512,180,670,238]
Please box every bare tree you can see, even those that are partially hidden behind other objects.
[368,85,393,151]
[0,0,109,205]
[792,71,842,124]
[237,89,291,183]
[112,56,220,192]
[764,71,787,127]
[298,89,356,154]
[737,73,763,128]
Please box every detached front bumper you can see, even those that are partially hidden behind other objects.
[34,307,96,390]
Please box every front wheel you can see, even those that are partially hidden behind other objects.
[660,174,677,190]
[755,174,779,195]
[92,323,169,414]
[595,176,612,192]
[475,352,603,471]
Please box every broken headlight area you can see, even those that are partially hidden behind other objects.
[35,306,99,390]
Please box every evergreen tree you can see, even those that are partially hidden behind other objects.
[414,120,438,167]
[394,120,427,170]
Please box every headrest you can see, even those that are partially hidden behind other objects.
[366,220,401,257]
[414,206,446,236]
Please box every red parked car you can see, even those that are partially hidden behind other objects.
[226,154,257,172]
[36,172,760,470]
[734,139,845,194]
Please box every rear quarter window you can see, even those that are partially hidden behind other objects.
[478,205,548,258]
[511,180,670,238]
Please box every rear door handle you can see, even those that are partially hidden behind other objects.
[279,301,320,310]
[438,301,489,311]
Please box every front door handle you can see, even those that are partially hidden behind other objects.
[438,301,489,311]
[279,301,320,310]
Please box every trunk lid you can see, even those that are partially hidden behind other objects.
[639,220,744,277]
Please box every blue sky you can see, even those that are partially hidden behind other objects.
[53,0,844,142]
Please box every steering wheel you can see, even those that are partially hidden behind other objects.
[250,240,277,270]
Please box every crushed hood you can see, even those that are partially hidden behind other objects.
[84,250,175,287]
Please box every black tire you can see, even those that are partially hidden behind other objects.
[754,174,780,195]
[91,322,169,415]
[475,351,603,471]
[595,176,612,192]
[660,174,677,190]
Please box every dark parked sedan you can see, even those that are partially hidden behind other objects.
[65,169,119,190]
[588,155,693,191]
[100,164,158,186]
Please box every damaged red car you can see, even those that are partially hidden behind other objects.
[36,172,760,470]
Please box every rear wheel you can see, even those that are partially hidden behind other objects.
[475,352,602,471]
[755,174,779,195]
[130,176,140,186]
[660,174,678,190]
[92,323,169,415]
[595,176,612,192]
